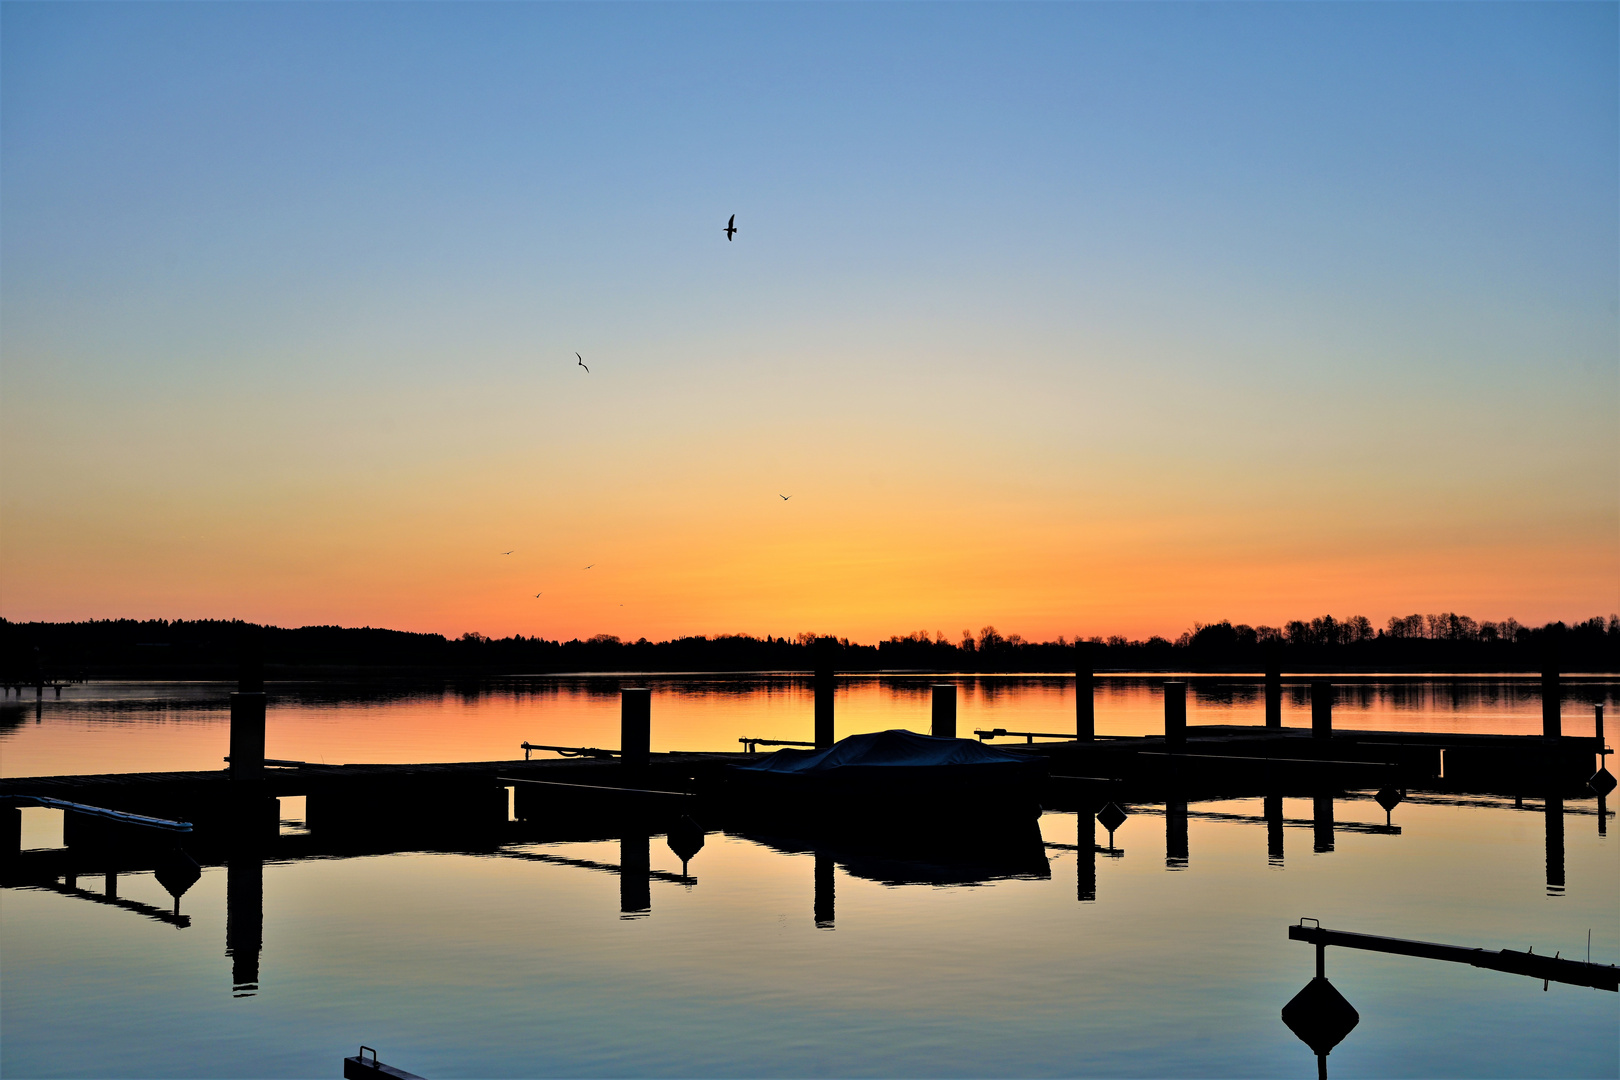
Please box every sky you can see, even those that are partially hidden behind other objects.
[2,2,1616,643]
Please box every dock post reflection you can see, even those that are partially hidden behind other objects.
[620,831,651,918]
[1265,794,1284,866]
[1079,811,1096,901]
[1544,794,1564,896]
[1313,794,1335,854]
[1076,650,1094,741]
[1166,799,1188,869]
[814,852,835,929]
[225,849,263,997]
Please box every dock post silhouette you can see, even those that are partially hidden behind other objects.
[1164,682,1187,751]
[1311,682,1333,741]
[229,638,266,783]
[620,689,651,775]
[1075,650,1094,741]
[931,684,956,739]
[1264,659,1282,729]
[4,805,18,858]
[814,852,835,928]
[1541,640,1561,738]
[813,640,836,749]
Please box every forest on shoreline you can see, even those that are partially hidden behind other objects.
[2,613,1615,680]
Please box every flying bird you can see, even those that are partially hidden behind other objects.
[584,564,594,569]
[576,352,589,373]
[501,550,514,555]
[779,494,791,501]
[724,214,737,241]
[534,593,543,598]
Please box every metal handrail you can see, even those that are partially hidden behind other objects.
[738,737,818,754]
[520,742,618,761]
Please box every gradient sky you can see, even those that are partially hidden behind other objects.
[2,2,1616,643]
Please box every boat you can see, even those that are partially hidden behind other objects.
[723,728,1046,832]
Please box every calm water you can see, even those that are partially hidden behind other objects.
[2,680,1616,1078]
[1,676,1613,778]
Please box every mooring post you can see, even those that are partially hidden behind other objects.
[1311,682,1333,741]
[1542,641,1562,738]
[620,688,651,774]
[814,639,836,749]
[1164,682,1187,750]
[4,806,20,857]
[931,684,957,739]
[1264,659,1282,729]
[814,851,835,929]
[1076,649,1095,741]
[230,635,266,784]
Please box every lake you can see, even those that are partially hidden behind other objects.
[1,678,1615,1078]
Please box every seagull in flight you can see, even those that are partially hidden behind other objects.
[584,564,594,570]
[724,214,737,241]
[576,352,589,373]
[534,592,543,598]
[779,494,791,501]
[501,550,514,555]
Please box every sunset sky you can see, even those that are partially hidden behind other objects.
[2,3,1615,643]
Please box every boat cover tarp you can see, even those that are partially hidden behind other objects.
[732,729,1030,774]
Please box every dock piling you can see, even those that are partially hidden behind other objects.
[620,689,651,773]
[1264,660,1282,729]
[814,640,836,749]
[1541,644,1561,738]
[1076,651,1095,741]
[1164,682,1187,751]
[931,684,957,739]
[1311,683,1333,741]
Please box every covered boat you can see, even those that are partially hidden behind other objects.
[724,728,1045,831]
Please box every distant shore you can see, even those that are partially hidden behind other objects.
[3,615,1614,681]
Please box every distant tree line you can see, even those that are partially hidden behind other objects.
[2,612,1615,680]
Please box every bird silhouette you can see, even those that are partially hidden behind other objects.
[724,214,737,241]
[501,550,514,555]
[584,564,594,569]
[779,494,791,501]
[534,593,543,598]
[576,352,589,373]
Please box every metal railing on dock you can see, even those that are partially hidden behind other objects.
[738,737,817,754]
[520,742,619,761]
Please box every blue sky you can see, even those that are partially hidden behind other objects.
[2,3,1615,638]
